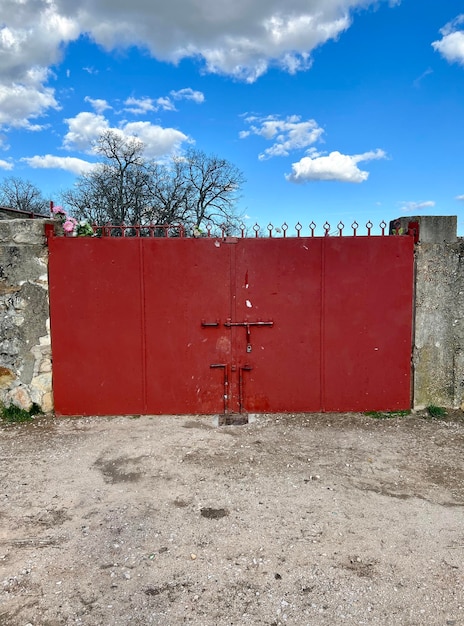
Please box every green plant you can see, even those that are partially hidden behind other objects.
[426,405,446,419]
[1,402,43,424]
[365,410,411,419]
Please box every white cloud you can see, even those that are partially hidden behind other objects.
[413,68,433,87]
[63,112,110,151]
[398,200,436,213]
[0,3,79,128]
[432,15,464,66]
[22,155,95,175]
[61,111,190,159]
[456,194,464,201]
[155,97,177,112]
[170,88,205,103]
[85,97,112,114]
[167,9,352,82]
[0,0,397,129]
[123,89,205,114]
[286,149,386,183]
[124,97,159,115]
[0,159,14,170]
[124,96,179,114]
[241,114,324,159]
[122,121,189,158]
[0,70,59,129]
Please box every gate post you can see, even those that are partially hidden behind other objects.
[404,215,464,409]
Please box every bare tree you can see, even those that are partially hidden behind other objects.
[0,176,49,214]
[62,131,153,226]
[61,131,245,233]
[142,160,190,225]
[181,148,246,233]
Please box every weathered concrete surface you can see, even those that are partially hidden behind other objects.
[413,238,464,409]
[390,215,457,243]
[0,219,54,412]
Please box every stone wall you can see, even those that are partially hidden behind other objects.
[0,219,53,412]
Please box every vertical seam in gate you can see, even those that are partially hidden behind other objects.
[320,238,326,412]
[229,241,237,412]
[230,241,237,321]
[139,238,148,413]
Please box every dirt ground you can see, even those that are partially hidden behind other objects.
[1,411,464,626]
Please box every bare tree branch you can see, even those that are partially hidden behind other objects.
[61,132,245,234]
[0,177,49,214]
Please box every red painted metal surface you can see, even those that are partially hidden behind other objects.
[48,238,145,415]
[322,236,413,411]
[143,238,231,414]
[48,229,414,415]
[232,238,322,413]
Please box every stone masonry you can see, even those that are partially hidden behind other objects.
[0,219,54,412]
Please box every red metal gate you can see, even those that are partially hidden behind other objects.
[47,227,414,415]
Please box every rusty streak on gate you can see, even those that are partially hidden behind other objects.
[47,224,414,416]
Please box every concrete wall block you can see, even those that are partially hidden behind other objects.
[413,237,464,409]
[11,219,52,245]
[391,215,457,243]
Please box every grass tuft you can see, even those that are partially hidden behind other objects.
[426,405,447,419]
[365,410,411,419]
[1,402,43,424]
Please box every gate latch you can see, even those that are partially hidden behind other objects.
[224,319,273,353]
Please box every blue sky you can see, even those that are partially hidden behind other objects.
[1,0,463,234]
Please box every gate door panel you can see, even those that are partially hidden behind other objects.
[143,238,231,414]
[232,238,322,413]
[49,238,146,415]
[322,236,414,412]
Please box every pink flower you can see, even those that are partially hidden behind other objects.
[51,205,67,217]
[63,218,77,233]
